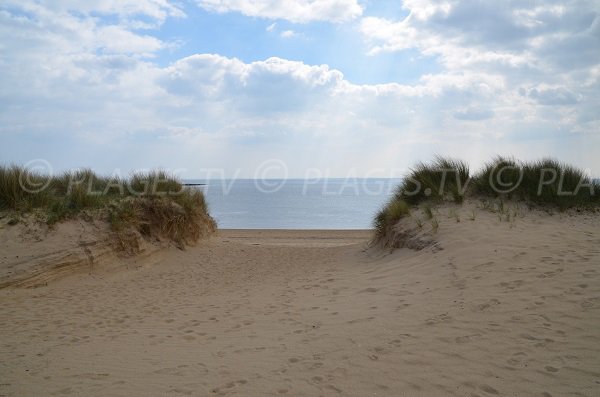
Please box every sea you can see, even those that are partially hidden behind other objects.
[185,179,402,229]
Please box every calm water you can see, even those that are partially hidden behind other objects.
[186,179,401,229]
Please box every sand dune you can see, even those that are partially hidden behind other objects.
[0,219,166,289]
[1,206,599,396]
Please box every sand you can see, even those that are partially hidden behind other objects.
[1,205,599,396]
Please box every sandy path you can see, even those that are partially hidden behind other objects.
[1,215,599,396]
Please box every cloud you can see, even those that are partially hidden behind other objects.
[360,1,600,72]
[358,0,600,132]
[95,25,166,54]
[453,107,495,121]
[0,0,177,58]
[280,30,297,38]
[0,0,599,176]
[37,0,185,23]
[159,55,344,115]
[195,0,363,23]
[522,85,581,106]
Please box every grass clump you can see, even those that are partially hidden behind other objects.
[46,200,70,226]
[471,156,520,198]
[414,217,423,229]
[109,191,215,251]
[128,170,183,196]
[468,210,476,221]
[373,156,599,246]
[374,199,410,240]
[395,156,470,205]
[431,217,439,233]
[0,165,52,210]
[0,164,215,249]
[423,204,433,220]
[472,157,598,209]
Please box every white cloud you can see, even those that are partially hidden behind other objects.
[280,30,297,38]
[159,55,344,115]
[195,0,363,23]
[0,0,599,176]
[95,25,165,55]
[35,0,185,23]
[360,1,600,72]
[358,1,600,134]
[0,0,177,58]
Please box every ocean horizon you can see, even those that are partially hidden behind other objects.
[186,178,402,229]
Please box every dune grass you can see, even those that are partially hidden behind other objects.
[373,156,599,246]
[108,190,214,250]
[395,156,470,205]
[392,155,598,210]
[472,157,598,209]
[373,199,410,240]
[0,165,215,249]
[0,165,53,210]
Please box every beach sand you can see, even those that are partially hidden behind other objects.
[1,206,599,396]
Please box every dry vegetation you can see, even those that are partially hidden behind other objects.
[374,156,599,247]
[0,166,216,252]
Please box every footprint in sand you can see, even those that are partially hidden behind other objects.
[358,287,379,293]
[475,299,501,311]
[580,299,596,309]
[455,334,482,344]
[425,313,451,325]
[480,384,499,395]
[499,280,524,289]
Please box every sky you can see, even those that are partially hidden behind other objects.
[1,0,599,178]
